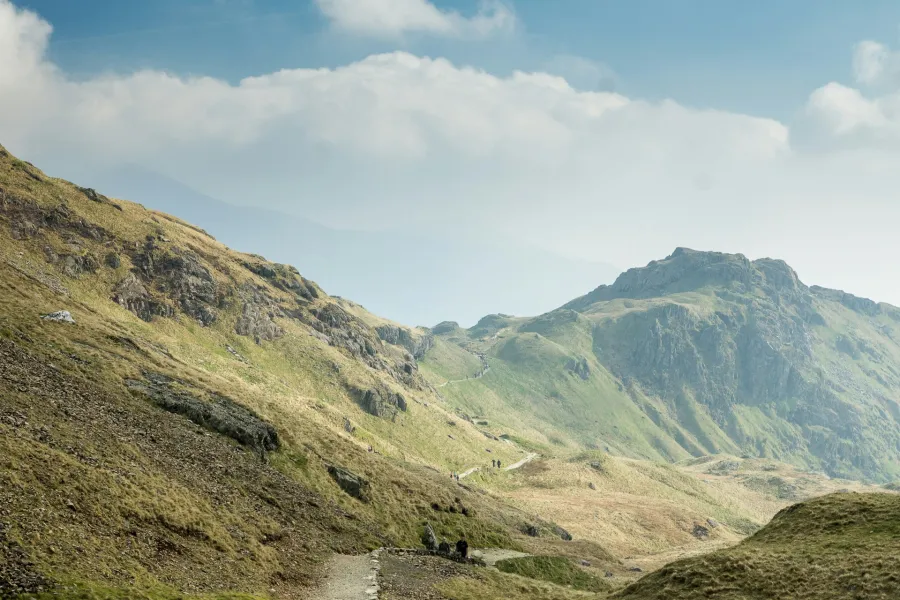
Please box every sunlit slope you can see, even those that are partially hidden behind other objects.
[0,143,538,597]
[425,249,900,481]
[615,492,900,600]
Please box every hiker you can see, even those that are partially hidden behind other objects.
[497,460,502,469]
[455,472,460,481]
[491,459,496,468]
[456,538,469,559]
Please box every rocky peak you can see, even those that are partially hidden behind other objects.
[567,249,811,310]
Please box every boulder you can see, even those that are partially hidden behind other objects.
[126,374,279,455]
[422,523,438,551]
[327,465,371,502]
[354,387,407,420]
[41,310,75,324]
[552,525,573,541]
[521,524,539,537]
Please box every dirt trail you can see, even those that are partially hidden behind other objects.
[312,550,382,600]
[471,548,532,567]
[504,452,538,471]
[459,452,537,480]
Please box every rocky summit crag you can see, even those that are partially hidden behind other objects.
[425,247,900,482]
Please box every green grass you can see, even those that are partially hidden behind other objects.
[29,582,263,600]
[438,569,602,600]
[615,493,900,600]
[495,556,610,592]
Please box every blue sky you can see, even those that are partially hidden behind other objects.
[22,0,900,118]
[4,0,900,323]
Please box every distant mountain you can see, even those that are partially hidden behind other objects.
[423,248,900,482]
[88,166,619,328]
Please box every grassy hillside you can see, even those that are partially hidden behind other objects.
[0,144,545,598]
[423,248,900,482]
[615,492,900,600]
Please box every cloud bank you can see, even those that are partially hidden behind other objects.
[313,0,516,38]
[1,0,899,307]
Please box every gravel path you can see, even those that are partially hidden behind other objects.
[504,452,538,471]
[314,550,382,600]
[471,548,532,567]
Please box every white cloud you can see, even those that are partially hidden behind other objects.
[314,0,515,38]
[1,0,900,308]
[541,54,617,92]
[853,41,890,84]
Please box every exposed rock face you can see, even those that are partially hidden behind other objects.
[327,465,370,502]
[566,357,591,380]
[353,386,408,420]
[376,324,435,360]
[112,273,174,322]
[563,248,900,480]
[810,286,889,317]
[0,190,111,244]
[243,260,318,302]
[129,240,221,325]
[126,373,279,455]
[567,247,810,308]
[235,284,284,343]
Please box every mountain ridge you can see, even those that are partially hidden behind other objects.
[424,247,900,482]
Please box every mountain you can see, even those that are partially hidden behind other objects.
[84,166,620,328]
[2,145,897,599]
[422,248,900,482]
[0,144,592,598]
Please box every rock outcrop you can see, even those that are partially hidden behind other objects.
[352,386,408,420]
[126,373,279,455]
[327,465,370,502]
[235,283,284,343]
[376,324,435,360]
[113,273,174,322]
[566,357,591,380]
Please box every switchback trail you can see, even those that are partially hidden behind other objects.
[436,348,490,388]
[459,452,538,480]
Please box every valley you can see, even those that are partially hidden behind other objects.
[0,143,898,600]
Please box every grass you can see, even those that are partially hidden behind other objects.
[423,248,900,483]
[438,569,602,600]
[615,492,900,600]
[0,143,537,597]
[494,556,610,592]
[29,582,264,600]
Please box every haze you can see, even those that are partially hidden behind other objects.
[3,0,900,326]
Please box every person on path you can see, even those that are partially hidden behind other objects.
[456,538,469,559]
[492,459,496,468]
[497,460,502,469]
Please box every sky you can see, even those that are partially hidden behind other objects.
[3,0,900,323]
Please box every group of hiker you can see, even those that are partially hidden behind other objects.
[450,459,503,481]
